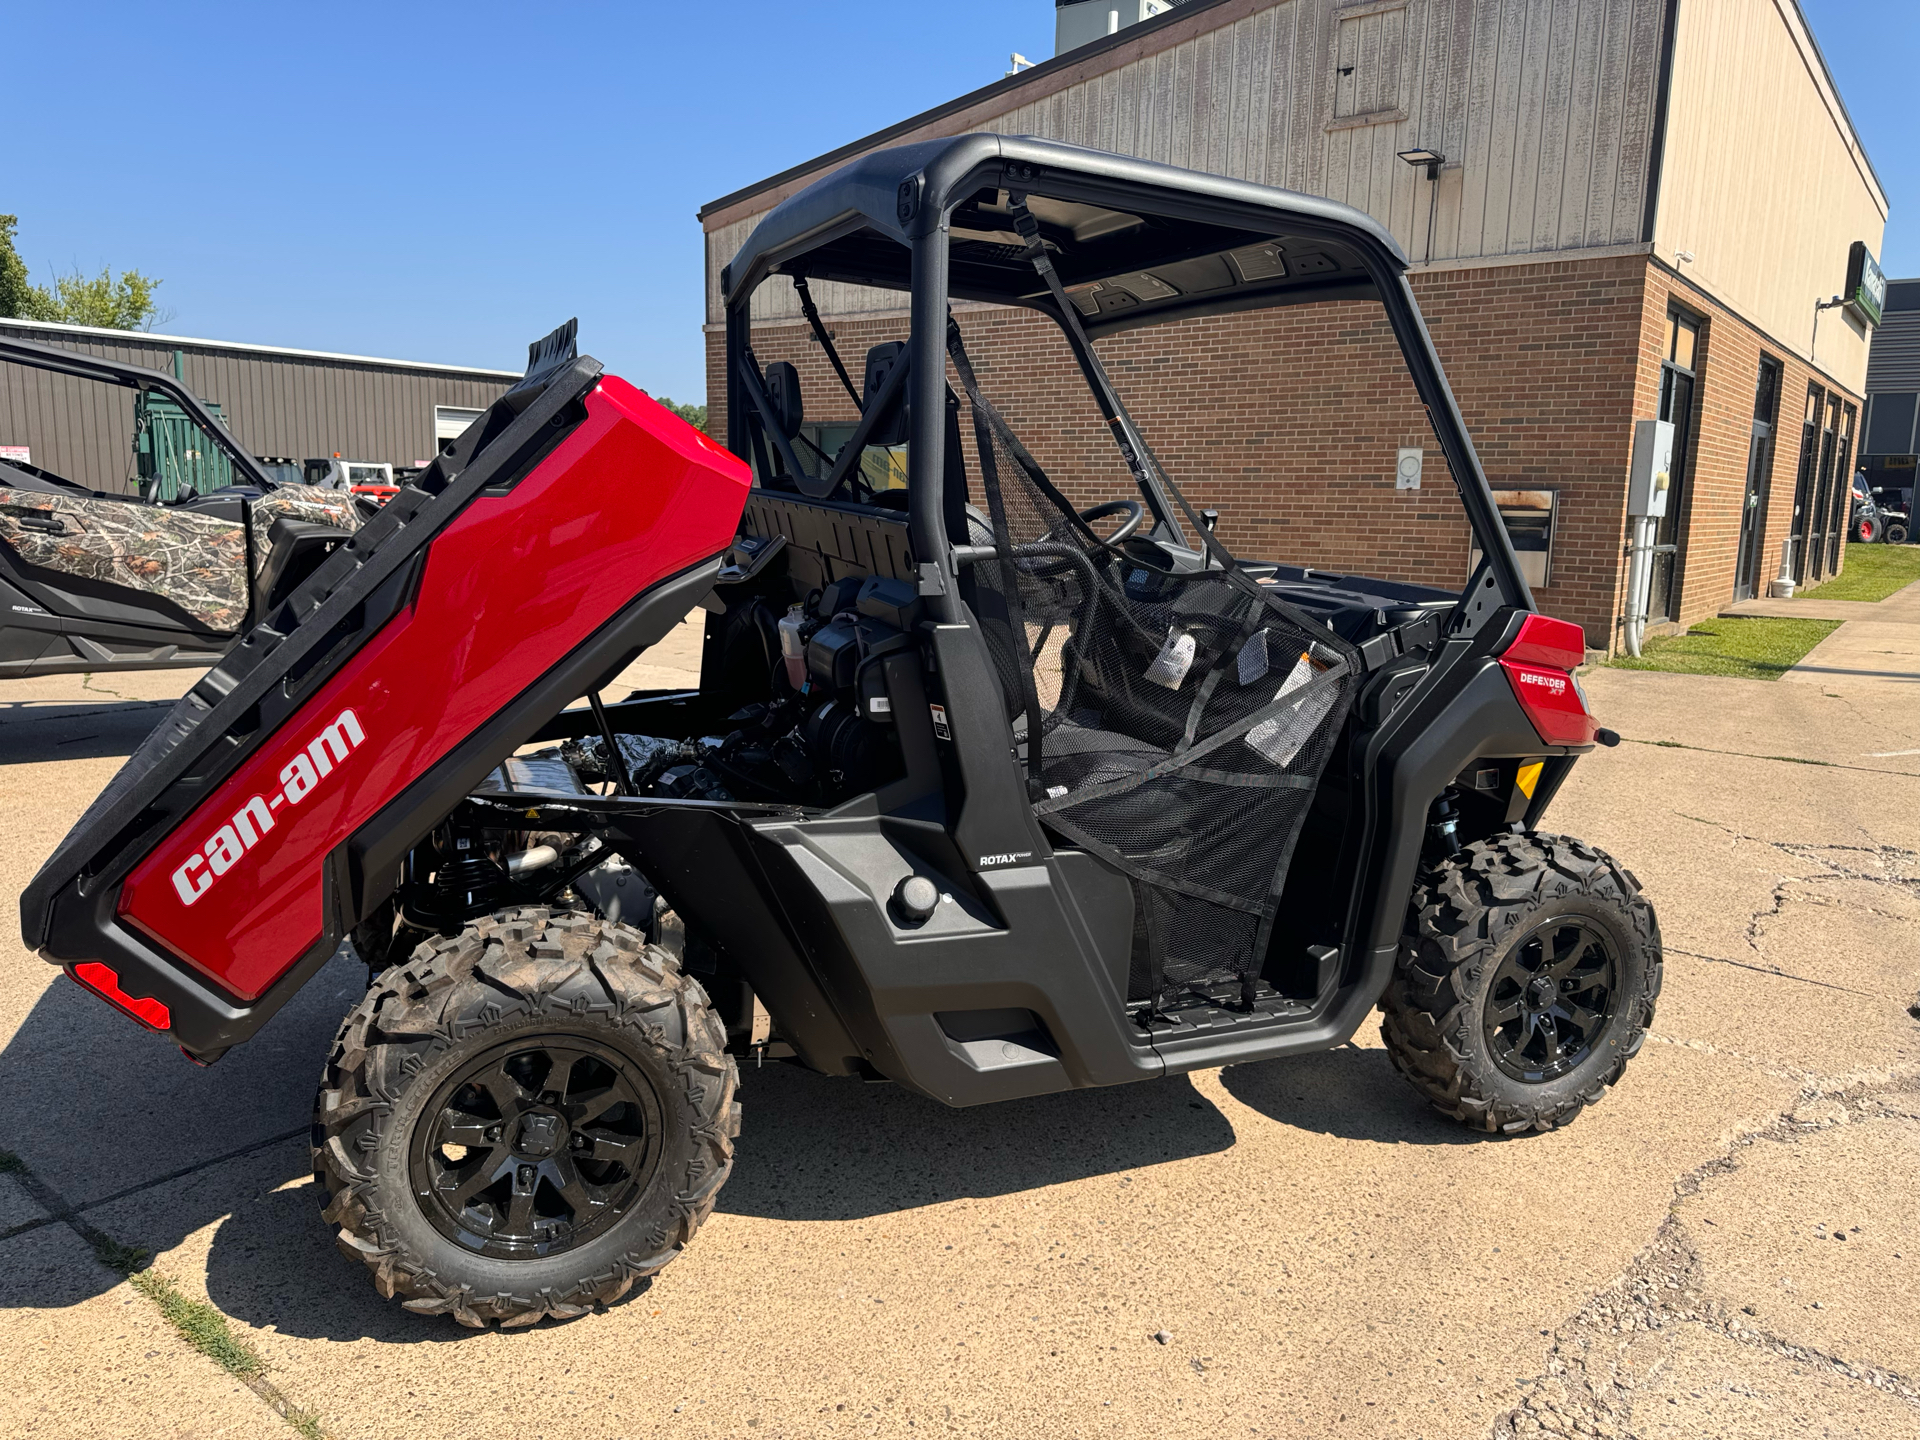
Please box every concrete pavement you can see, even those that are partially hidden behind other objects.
[1,616,1916,1439]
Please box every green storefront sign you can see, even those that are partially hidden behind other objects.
[1845,240,1885,328]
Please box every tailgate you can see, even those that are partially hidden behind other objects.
[22,323,751,1058]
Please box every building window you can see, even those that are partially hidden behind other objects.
[1824,401,1857,576]
[1734,355,1783,602]
[1787,385,1855,585]
[1650,308,1701,622]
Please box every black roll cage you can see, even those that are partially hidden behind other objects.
[721,133,1534,624]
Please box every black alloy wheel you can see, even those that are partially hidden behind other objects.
[1381,833,1662,1133]
[411,1036,664,1259]
[315,908,739,1327]
[1482,917,1618,1083]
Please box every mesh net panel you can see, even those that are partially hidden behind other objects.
[955,337,1358,1008]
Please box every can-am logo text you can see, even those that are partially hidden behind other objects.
[170,709,366,906]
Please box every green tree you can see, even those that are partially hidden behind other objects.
[655,396,707,433]
[0,216,33,319]
[0,214,165,330]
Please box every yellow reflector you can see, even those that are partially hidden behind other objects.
[1516,760,1544,799]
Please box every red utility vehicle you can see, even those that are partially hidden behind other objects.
[25,138,1659,1327]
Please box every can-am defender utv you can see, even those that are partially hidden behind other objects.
[23,136,1660,1327]
[0,334,366,677]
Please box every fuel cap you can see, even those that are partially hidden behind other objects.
[893,875,939,924]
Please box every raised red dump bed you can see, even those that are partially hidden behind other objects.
[22,325,750,1059]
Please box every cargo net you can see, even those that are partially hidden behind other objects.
[948,323,1358,1009]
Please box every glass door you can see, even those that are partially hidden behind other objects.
[1650,311,1700,621]
[1734,358,1782,601]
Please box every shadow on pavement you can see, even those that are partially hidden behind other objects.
[1,977,1479,1338]
[0,951,366,1312]
[1219,1043,1480,1145]
[197,1060,1244,1341]
[0,700,176,763]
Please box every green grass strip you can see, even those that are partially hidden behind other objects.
[1800,543,1920,603]
[1607,615,1841,681]
[127,1269,264,1378]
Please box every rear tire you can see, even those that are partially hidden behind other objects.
[313,906,739,1327]
[1889,522,1911,546]
[1380,834,1661,1134]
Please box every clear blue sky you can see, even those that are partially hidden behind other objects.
[5,0,1913,404]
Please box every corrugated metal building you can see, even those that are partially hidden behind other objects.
[0,317,518,493]
[1862,277,1920,507]
[702,0,1887,646]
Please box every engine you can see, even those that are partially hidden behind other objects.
[565,572,921,808]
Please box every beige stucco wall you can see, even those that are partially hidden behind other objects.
[1652,0,1887,392]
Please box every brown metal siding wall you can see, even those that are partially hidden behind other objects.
[0,323,514,492]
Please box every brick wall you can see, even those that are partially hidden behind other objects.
[1638,264,1863,626]
[706,253,1859,651]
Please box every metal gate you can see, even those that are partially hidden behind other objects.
[134,393,234,501]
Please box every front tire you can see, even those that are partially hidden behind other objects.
[313,907,739,1327]
[1380,834,1661,1134]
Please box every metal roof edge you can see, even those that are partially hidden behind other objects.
[696,0,1244,223]
[0,316,522,380]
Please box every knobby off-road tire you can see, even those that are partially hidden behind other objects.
[313,906,739,1327]
[1381,834,1661,1134]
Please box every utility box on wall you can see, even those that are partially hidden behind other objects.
[1628,419,1674,519]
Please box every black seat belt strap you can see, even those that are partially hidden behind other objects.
[946,319,1048,797]
[1008,197,1247,586]
[793,276,865,414]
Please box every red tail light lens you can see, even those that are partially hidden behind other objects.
[70,962,172,1032]
[1500,614,1597,747]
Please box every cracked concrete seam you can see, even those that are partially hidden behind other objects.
[1623,736,1920,779]
[3,1147,327,1438]
[0,1124,307,1244]
[1488,1081,1920,1440]
[1671,812,1920,986]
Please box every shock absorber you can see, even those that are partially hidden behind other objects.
[1427,794,1463,860]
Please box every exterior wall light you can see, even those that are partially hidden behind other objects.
[1397,147,1445,180]
[1398,148,1447,262]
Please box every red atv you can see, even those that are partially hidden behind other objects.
[24,137,1659,1327]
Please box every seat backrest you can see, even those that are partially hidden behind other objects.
[763,361,804,439]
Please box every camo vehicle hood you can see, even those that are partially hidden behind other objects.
[0,484,363,634]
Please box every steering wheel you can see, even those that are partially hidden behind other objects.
[1078,498,1146,550]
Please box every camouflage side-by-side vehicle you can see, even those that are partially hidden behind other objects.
[0,334,363,677]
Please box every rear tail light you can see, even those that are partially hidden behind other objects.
[1499,613,1597,747]
[69,962,172,1032]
